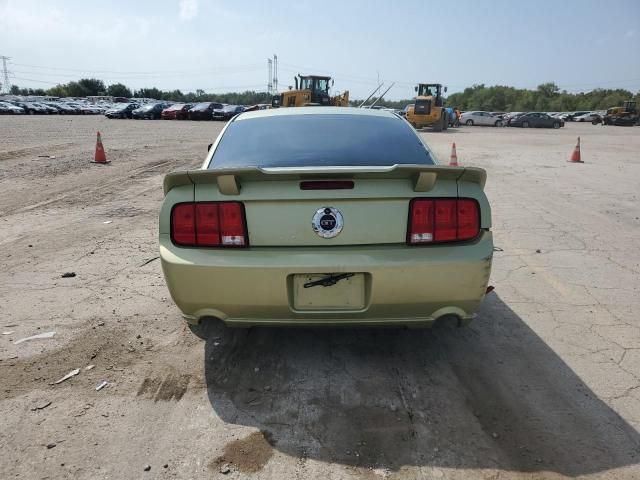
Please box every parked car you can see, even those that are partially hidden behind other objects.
[132,103,167,120]
[79,104,103,114]
[188,102,224,120]
[0,101,25,114]
[161,103,193,120]
[573,112,600,122]
[508,112,564,128]
[44,102,77,114]
[564,111,590,121]
[30,102,59,114]
[62,103,86,114]
[212,104,245,121]
[238,104,270,113]
[159,107,493,332]
[11,101,48,114]
[460,111,504,127]
[105,103,140,119]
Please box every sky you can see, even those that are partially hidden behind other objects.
[1,0,639,99]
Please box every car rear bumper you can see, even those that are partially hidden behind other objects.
[159,231,494,327]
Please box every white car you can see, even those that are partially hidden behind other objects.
[573,112,599,122]
[460,111,503,127]
[0,101,25,114]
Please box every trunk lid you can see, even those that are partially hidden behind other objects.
[162,165,489,247]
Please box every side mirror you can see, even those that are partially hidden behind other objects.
[414,86,418,92]
[207,143,213,151]
[444,86,448,93]
[331,79,334,86]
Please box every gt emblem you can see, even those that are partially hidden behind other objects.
[312,207,344,239]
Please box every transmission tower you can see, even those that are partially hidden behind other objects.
[0,56,11,94]
[273,54,278,93]
[267,58,273,94]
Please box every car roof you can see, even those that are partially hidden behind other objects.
[234,106,398,122]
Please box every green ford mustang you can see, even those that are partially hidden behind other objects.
[160,107,493,330]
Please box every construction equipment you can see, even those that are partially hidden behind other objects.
[593,100,638,126]
[404,83,449,131]
[272,74,349,108]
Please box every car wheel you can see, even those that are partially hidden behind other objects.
[465,119,474,126]
[522,121,529,128]
[495,120,503,127]
[553,122,560,129]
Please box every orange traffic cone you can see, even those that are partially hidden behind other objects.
[568,136,583,163]
[92,131,109,164]
[449,142,459,166]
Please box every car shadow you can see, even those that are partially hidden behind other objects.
[203,294,640,475]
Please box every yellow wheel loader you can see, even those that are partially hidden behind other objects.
[404,83,449,131]
[272,74,349,108]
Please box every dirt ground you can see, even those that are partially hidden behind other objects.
[0,115,639,480]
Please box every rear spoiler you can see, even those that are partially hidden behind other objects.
[163,165,486,196]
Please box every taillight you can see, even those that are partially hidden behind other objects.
[408,198,480,245]
[171,202,248,247]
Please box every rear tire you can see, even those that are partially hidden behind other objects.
[466,119,473,126]
[442,112,449,131]
[495,120,503,127]
[553,122,560,129]
[522,121,530,128]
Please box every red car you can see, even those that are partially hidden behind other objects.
[161,103,193,120]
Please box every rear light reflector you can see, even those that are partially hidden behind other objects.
[171,202,248,247]
[434,199,457,242]
[300,180,354,190]
[219,202,246,246]
[409,199,434,243]
[171,203,196,245]
[408,198,480,244]
[457,199,480,241]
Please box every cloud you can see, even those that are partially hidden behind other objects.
[625,29,636,38]
[179,0,198,21]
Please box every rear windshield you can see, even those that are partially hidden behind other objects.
[209,113,435,168]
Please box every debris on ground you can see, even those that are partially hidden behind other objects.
[37,155,56,159]
[53,368,80,384]
[139,256,159,267]
[103,220,112,224]
[536,249,542,253]
[219,464,231,474]
[14,331,56,344]
[95,381,108,391]
[46,443,56,449]
[2,331,14,335]
[143,465,151,472]
[85,365,95,371]
[61,272,76,278]
[31,401,52,411]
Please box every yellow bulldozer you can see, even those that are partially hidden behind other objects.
[272,74,349,108]
[593,100,639,126]
[404,83,450,131]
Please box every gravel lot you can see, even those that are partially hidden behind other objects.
[0,116,639,480]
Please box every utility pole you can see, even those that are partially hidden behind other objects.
[0,56,11,94]
[273,54,278,93]
[267,58,273,94]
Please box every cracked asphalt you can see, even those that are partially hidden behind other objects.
[0,115,639,479]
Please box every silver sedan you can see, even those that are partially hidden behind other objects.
[460,111,504,127]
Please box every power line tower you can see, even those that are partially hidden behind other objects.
[267,58,273,94]
[273,54,278,93]
[0,56,11,94]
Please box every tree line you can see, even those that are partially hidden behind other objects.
[8,78,271,105]
[7,78,639,112]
